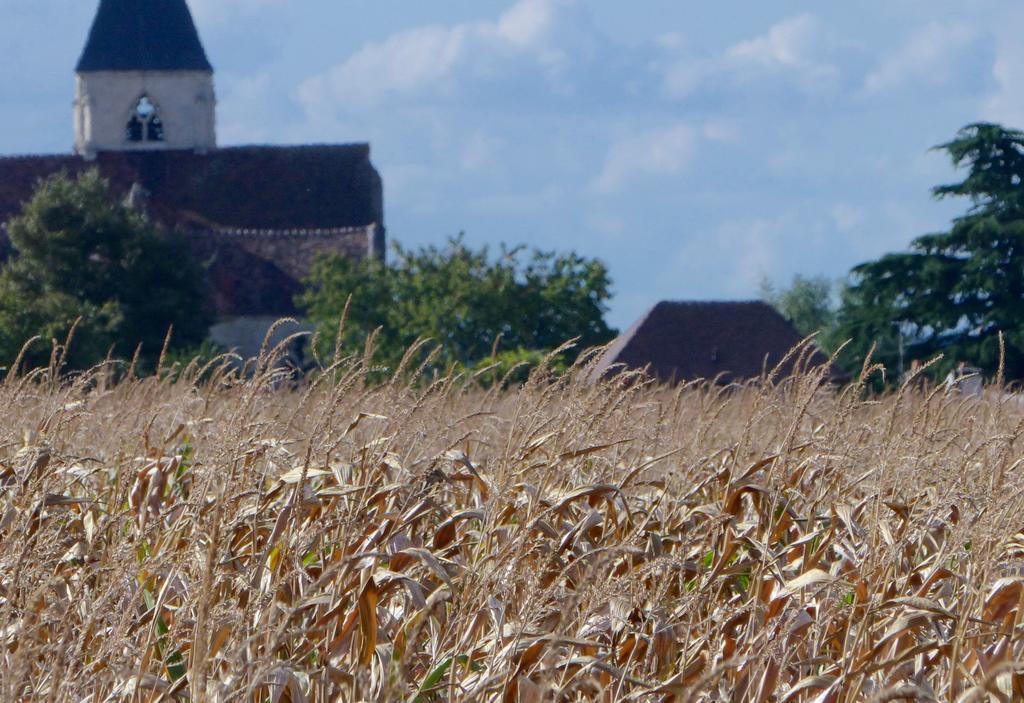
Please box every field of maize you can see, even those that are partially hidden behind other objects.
[3,338,1024,701]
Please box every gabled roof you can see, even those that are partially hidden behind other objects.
[77,0,213,72]
[593,300,829,384]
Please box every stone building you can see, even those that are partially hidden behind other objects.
[74,0,217,157]
[0,0,385,358]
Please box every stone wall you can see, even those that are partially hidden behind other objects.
[214,225,381,282]
[208,316,315,362]
[188,225,384,318]
[200,227,384,357]
[74,71,216,157]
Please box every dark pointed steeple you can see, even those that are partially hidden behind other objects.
[76,0,213,72]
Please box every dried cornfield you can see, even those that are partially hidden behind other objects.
[4,339,1024,702]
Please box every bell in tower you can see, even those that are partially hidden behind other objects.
[73,0,216,158]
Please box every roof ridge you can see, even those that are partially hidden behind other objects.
[206,225,377,237]
[658,299,771,306]
[0,145,375,161]
[0,153,78,163]
[217,143,372,154]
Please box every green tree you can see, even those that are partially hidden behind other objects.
[835,123,1024,379]
[466,347,569,389]
[298,236,616,373]
[0,170,211,370]
[760,274,838,345]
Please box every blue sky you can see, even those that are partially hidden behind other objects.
[3,1,1022,329]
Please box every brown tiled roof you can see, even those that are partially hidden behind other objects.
[0,146,385,319]
[0,145,383,231]
[593,300,830,384]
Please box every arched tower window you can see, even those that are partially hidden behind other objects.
[126,95,164,143]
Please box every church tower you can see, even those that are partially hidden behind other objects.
[74,0,216,158]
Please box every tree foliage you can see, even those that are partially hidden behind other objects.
[466,347,569,389]
[298,237,616,373]
[760,274,838,345]
[835,123,1024,379]
[0,170,211,370]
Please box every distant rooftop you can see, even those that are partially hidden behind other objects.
[593,300,831,384]
[76,0,213,72]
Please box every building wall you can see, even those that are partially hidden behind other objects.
[74,71,216,157]
[202,228,384,362]
[208,316,315,364]
[222,226,381,282]
[187,226,381,317]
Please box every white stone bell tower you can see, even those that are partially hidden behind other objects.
[74,0,216,158]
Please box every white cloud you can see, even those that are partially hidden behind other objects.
[308,25,465,107]
[497,0,560,46]
[725,14,841,90]
[863,22,983,94]
[660,59,708,100]
[665,205,877,301]
[986,48,1024,126]
[591,121,737,194]
[660,14,840,101]
[297,0,570,112]
[670,217,786,299]
[727,14,819,68]
[592,124,698,193]
[983,13,1024,128]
